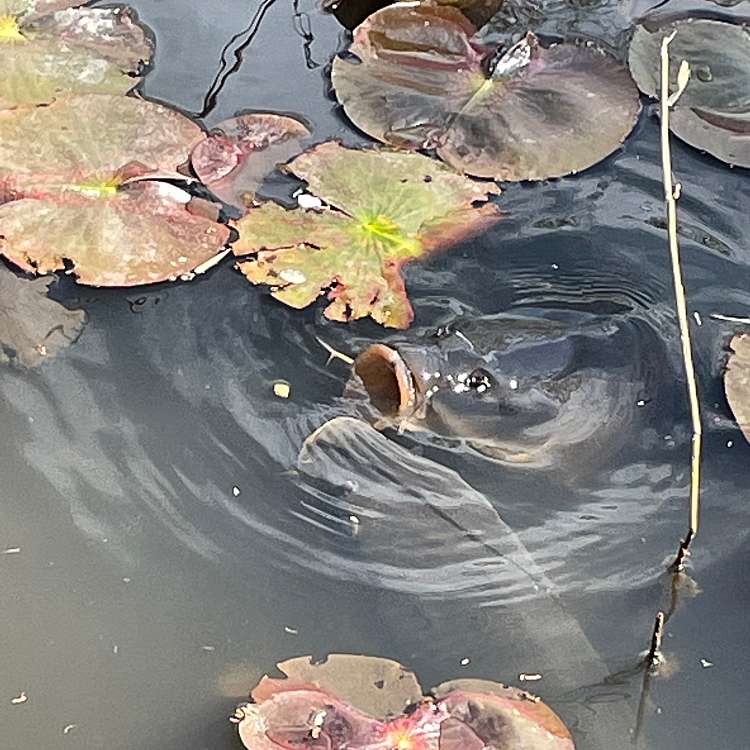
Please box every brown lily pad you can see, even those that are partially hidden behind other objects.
[0,265,85,367]
[233,654,575,749]
[233,141,500,328]
[725,332,750,443]
[629,18,750,167]
[190,113,311,209]
[331,2,641,181]
[0,182,230,286]
[253,654,423,719]
[332,2,640,181]
[0,94,231,286]
[0,1,152,109]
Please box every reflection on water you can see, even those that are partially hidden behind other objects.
[2,0,750,749]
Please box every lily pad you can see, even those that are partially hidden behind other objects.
[628,18,750,167]
[0,94,202,201]
[233,141,500,328]
[0,266,85,367]
[325,0,503,30]
[725,332,750,443]
[331,2,641,181]
[234,655,575,750]
[190,113,311,209]
[0,1,152,108]
[0,182,230,286]
[0,95,231,286]
[252,654,423,719]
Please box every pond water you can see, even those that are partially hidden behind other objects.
[2,0,750,748]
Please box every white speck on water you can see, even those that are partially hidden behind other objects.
[509,378,519,390]
[700,658,714,668]
[433,372,441,379]
[297,193,323,210]
[202,645,216,652]
[460,657,470,666]
[279,269,307,284]
[519,673,542,682]
[122,577,131,583]
[11,691,28,705]
[284,626,299,635]
[476,384,487,394]
[727,440,733,448]
[273,381,291,399]
[113,645,119,655]
[63,724,77,735]
[551,263,559,269]
[3,547,20,554]
[693,311,702,326]
[637,399,647,407]
[232,486,241,497]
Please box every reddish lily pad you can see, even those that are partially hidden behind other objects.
[190,113,311,209]
[725,332,750,444]
[253,654,423,719]
[0,266,85,367]
[0,94,203,201]
[233,655,575,750]
[233,141,501,328]
[0,95,231,286]
[629,18,750,167]
[331,2,641,181]
[0,1,152,108]
[0,182,230,286]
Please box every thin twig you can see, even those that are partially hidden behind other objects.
[315,336,354,366]
[659,32,702,570]
[646,610,665,668]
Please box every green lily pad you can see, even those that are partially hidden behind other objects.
[331,2,641,181]
[0,94,203,200]
[725,332,750,444]
[233,141,501,328]
[0,265,85,367]
[0,1,152,108]
[628,18,750,167]
[190,113,311,210]
[0,94,231,286]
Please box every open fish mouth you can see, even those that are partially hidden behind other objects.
[354,343,418,418]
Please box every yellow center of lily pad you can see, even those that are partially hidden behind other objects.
[359,214,404,244]
[0,15,24,42]
[71,176,123,198]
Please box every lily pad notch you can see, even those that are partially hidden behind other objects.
[233,141,501,329]
[331,1,642,181]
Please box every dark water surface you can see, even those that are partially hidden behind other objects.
[2,1,750,748]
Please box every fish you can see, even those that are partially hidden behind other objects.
[348,311,672,474]
[296,416,649,750]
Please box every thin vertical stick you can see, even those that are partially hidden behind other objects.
[659,33,702,570]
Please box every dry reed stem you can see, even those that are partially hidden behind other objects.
[659,32,702,570]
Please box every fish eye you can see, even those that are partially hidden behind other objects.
[466,368,494,393]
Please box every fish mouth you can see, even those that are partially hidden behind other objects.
[354,344,417,418]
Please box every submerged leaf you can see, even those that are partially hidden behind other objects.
[628,18,750,166]
[0,1,152,108]
[233,142,500,328]
[331,2,641,181]
[0,266,85,367]
[190,113,311,209]
[0,183,231,286]
[725,332,750,443]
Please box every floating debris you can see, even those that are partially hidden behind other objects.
[10,691,28,705]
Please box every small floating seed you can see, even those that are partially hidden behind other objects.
[273,381,291,399]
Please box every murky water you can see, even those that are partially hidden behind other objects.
[2,1,750,748]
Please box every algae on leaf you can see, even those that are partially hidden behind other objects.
[233,142,501,328]
[0,1,152,108]
[0,266,85,367]
[0,94,231,286]
[331,2,641,181]
[629,18,750,167]
[191,113,311,210]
